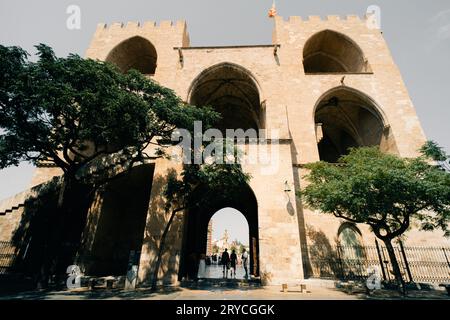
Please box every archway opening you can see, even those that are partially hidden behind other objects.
[203,208,250,279]
[179,183,259,281]
[106,36,157,75]
[189,63,263,135]
[80,164,155,276]
[314,88,389,163]
[303,30,371,73]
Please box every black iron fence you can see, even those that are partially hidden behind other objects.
[304,242,450,284]
[0,241,17,275]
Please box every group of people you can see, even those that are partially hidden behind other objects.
[189,249,249,280]
[220,248,249,279]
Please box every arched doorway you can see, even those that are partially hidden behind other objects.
[204,208,250,279]
[106,36,157,75]
[189,63,264,135]
[179,183,259,281]
[303,30,371,73]
[314,87,394,163]
[79,164,155,276]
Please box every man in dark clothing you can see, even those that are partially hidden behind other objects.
[230,250,238,278]
[221,249,230,277]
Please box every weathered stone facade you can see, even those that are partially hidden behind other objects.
[1,14,449,286]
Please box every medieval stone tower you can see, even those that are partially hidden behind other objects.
[1,14,448,286]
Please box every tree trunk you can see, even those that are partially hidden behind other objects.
[150,208,183,291]
[383,239,406,295]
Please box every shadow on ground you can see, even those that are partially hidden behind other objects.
[0,286,182,300]
[333,286,450,300]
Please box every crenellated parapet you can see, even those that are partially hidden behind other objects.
[93,19,188,35]
[86,20,190,61]
[274,14,378,27]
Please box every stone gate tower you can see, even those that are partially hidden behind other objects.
[1,13,448,286]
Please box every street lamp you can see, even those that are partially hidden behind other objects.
[284,181,291,193]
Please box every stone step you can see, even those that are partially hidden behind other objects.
[181,278,261,289]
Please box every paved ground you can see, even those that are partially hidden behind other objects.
[1,279,449,300]
[203,264,247,280]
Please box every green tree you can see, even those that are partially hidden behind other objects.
[299,145,450,293]
[0,44,217,180]
[0,44,219,284]
[420,140,450,171]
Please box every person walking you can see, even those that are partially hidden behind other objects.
[221,249,230,278]
[197,253,206,279]
[230,249,238,278]
[241,249,249,279]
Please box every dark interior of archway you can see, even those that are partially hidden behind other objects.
[304,30,369,73]
[83,164,154,276]
[190,64,262,135]
[179,183,259,280]
[106,36,157,75]
[315,90,384,163]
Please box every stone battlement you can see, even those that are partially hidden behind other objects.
[94,20,187,34]
[275,14,379,30]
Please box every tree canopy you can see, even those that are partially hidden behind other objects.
[299,145,450,291]
[300,146,450,240]
[0,44,219,178]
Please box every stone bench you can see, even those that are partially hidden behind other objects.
[87,276,118,290]
[281,283,307,293]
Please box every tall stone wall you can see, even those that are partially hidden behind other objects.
[1,14,447,286]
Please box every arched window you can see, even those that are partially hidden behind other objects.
[338,223,367,278]
[303,30,371,73]
[106,36,157,75]
[338,223,364,248]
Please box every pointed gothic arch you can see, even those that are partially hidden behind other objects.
[303,30,371,73]
[188,63,264,134]
[314,87,397,162]
[106,36,157,75]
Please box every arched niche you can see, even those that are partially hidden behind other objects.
[188,63,263,134]
[106,36,157,75]
[338,223,364,248]
[303,30,371,74]
[314,87,396,163]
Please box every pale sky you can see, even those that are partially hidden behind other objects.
[210,208,249,246]
[1,0,449,222]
